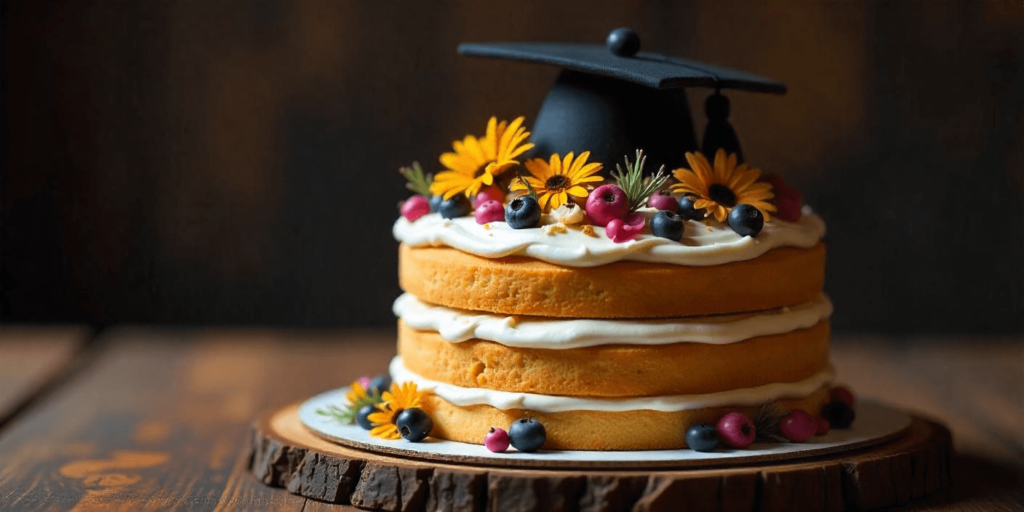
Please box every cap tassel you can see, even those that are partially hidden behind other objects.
[701,92,743,162]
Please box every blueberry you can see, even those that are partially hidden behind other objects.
[651,210,685,241]
[685,423,720,452]
[820,401,856,429]
[727,204,764,237]
[396,407,434,442]
[368,373,391,395]
[606,28,640,57]
[505,196,541,229]
[429,195,445,213]
[438,195,471,219]
[356,404,376,430]
[677,195,704,221]
[508,418,546,452]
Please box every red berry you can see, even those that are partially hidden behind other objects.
[400,196,431,222]
[474,199,505,224]
[716,412,756,448]
[647,190,678,212]
[780,409,817,442]
[814,416,830,436]
[830,386,855,406]
[606,213,645,243]
[761,173,788,192]
[484,427,510,453]
[585,184,629,227]
[774,187,803,222]
[474,186,504,207]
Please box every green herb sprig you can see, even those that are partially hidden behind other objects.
[514,170,538,200]
[753,400,790,443]
[611,149,670,214]
[399,162,433,197]
[316,388,383,425]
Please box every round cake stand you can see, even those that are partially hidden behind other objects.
[247,402,952,511]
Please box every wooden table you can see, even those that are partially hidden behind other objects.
[0,327,1020,511]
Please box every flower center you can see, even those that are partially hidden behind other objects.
[708,184,737,207]
[545,175,570,191]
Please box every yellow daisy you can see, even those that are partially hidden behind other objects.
[345,381,369,406]
[670,149,776,222]
[510,151,604,211]
[430,116,535,200]
[367,382,428,440]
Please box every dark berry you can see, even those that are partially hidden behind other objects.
[396,408,434,442]
[429,195,445,213]
[685,423,720,452]
[820,401,856,429]
[356,404,376,430]
[505,196,542,229]
[651,210,685,241]
[727,204,764,237]
[438,195,471,219]
[368,373,392,395]
[677,195,704,221]
[508,418,546,452]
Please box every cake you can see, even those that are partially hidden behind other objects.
[377,29,852,451]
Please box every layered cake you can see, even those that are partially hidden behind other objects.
[372,29,853,451]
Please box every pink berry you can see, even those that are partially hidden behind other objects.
[647,190,678,212]
[814,416,830,436]
[830,386,855,406]
[606,213,645,243]
[780,409,818,442]
[474,199,505,224]
[400,195,431,222]
[358,376,372,389]
[761,173,788,192]
[474,186,505,207]
[716,412,756,448]
[774,187,802,222]
[484,427,510,453]
[585,184,629,227]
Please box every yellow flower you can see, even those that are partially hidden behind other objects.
[367,382,428,440]
[511,151,603,211]
[345,381,369,405]
[430,117,534,200]
[670,149,776,222]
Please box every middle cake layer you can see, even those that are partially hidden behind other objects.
[399,320,830,397]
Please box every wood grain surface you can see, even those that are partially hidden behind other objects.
[249,402,951,511]
[0,328,1020,511]
[0,327,88,427]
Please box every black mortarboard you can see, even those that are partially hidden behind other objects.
[459,28,786,171]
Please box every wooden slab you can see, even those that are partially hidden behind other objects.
[249,402,953,511]
[0,326,88,427]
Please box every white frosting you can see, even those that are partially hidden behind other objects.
[390,357,833,413]
[393,206,825,267]
[394,293,832,349]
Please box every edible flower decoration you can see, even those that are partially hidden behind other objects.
[315,378,383,424]
[430,117,534,200]
[511,151,603,211]
[670,149,775,222]
[368,381,428,440]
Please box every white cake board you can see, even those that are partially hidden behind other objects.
[298,387,911,469]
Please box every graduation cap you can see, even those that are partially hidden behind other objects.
[458,28,786,171]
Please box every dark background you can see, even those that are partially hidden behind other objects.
[3,0,1022,333]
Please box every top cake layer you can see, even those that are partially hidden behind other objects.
[394,206,825,268]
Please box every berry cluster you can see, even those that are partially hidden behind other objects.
[484,418,547,453]
[685,386,857,453]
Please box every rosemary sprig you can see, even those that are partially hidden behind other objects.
[316,388,383,424]
[513,170,538,200]
[611,149,669,214]
[753,400,790,443]
[399,161,433,197]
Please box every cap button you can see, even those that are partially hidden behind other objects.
[606,28,640,57]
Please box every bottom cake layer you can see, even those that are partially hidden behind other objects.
[421,389,830,450]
